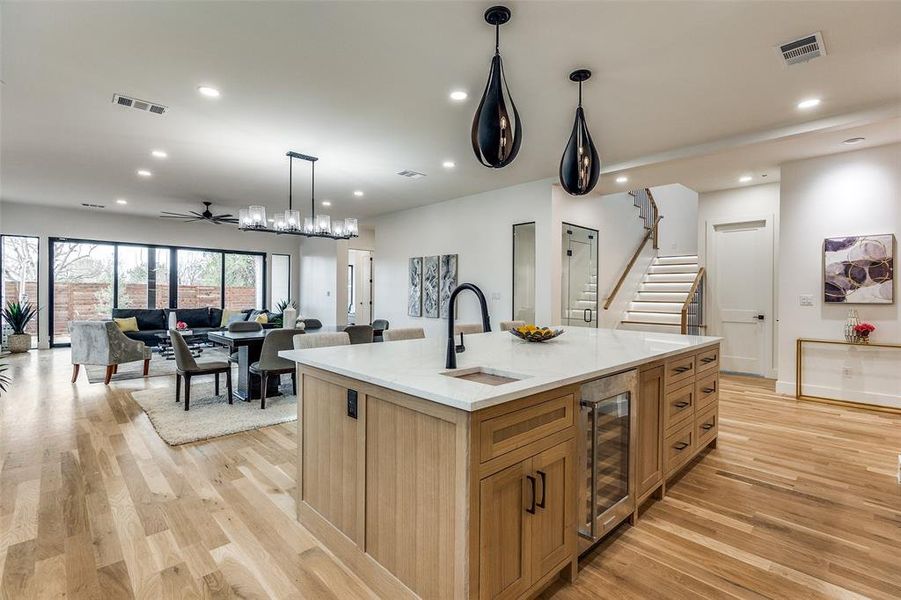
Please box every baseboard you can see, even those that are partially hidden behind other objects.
[776,379,901,410]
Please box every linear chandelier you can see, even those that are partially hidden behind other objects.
[238,151,358,239]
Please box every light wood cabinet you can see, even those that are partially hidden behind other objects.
[479,439,574,600]
[636,366,664,501]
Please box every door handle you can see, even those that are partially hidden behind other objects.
[674,401,690,408]
[673,441,690,451]
[525,475,537,514]
[702,386,716,393]
[700,356,716,364]
[673,365,692,373]
[756,314,765,321]
[536,470,547,509]
[583,308,593,323]
[701,423,714,430]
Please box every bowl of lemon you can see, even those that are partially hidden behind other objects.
[509,324,565,343]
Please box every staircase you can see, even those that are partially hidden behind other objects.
[620,255,701,333]
[564,274,598,323]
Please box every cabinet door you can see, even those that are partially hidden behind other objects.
[530,440,575,584]
[479,459,532,600]
[636,366,664,499]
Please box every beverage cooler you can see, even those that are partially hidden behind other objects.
[578,369,637,553]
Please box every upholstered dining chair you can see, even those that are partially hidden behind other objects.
[249,329,305,409]
[171,330,233,411]
[69,321,152,385]
[299,318,323,330]
[344,325,374,345]
[382,327,425,342]
[226,321,263,364]
[500,320,526,332]
[293,332,351,350]
[371,319,389,342]
[454,323,484,335]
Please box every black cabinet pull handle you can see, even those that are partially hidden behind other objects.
[536,471,546,509]
[701,356,716,363]
[674,365,692,373]
[674,401,690,408]
[702,386,716,393]
[701,423,714,430]
[674,441,689,451]
[526,475,536,514]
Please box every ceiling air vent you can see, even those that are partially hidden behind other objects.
[396,169,426,179]
[776,32,826,66]
[112,93,168,115]
[81,203,106,209]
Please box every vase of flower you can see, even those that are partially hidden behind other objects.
[844,309,860,342]
[852,322,875,344]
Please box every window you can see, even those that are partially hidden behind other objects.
[117,245,149,308]
[225,253,264,310]
[271,254,290,308]
[52,241,114,344]
[1,235,39,346]
[152,248,170,309]
[177,249,222,309]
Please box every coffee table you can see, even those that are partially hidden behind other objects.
[156,331,208,360]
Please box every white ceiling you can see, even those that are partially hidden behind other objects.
[2,1,900,222]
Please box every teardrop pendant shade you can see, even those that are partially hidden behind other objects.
[559,106,600,195]
[471,54,522,168]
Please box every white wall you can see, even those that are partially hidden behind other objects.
[776,144,901,407]
[373,179,554,337]
[0,200,300,347]
[652,183,698,257]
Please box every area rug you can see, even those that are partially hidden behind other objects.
[130,381,296,445]
[84,346,230,383]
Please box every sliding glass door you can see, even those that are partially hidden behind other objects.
[52,240,115,344]
[176,249,222,309]
[1,235,40,348]
[225,253,264,310]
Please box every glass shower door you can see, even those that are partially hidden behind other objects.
[561,224,598,327]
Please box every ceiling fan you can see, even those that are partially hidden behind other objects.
[160,201,238,225]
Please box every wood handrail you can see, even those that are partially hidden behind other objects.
[680,267,705,333]
[603,215,663,310]
[646,188,660,250]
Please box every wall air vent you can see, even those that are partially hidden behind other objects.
[396,170,426,179]
[112,93,168,115]
[776,32,826,66]
[81,203,106,209]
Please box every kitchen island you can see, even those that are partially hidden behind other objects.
[280,328,721,599]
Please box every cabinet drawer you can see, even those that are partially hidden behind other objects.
[695,406,718,448]
[664,354,696,391]
[663,383,694,433]
[479,394,574,463]
[696,373,719,412]
[696,345,719,373]
[664,422,695,477]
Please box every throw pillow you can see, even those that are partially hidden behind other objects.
[255,312,269,324]
[114,317,139,332]
[220,309,239,327]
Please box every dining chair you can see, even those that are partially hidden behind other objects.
[293,332,351,350]
[454,323,484,335]
[300,318,323,330]
[382,327,425,341]
[249,328,304,409]
[500,320,526,332]
[226,321,263,363]
[171,330,233,411]
[344,325,374,344]
[371,319,389,342]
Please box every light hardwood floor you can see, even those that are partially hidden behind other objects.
[1,350,900,599]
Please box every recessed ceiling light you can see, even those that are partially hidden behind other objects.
[197,86,221,98]
[615,176,628,184]
[353,190,364,197]
[449,90,468,101]
[739,175,753,183]
[137,169,152,177]
[322,200,332,207]
[151,150,168,158]
[797,98,821,110]
[442,160,456,169]
[842,137,865,145]
[116,199,128,205]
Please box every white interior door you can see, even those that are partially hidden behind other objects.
[707,217,774,376]
[348,249,372,325]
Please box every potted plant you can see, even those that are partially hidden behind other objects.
[853,322,876,344]
[1,300,38,353]
[0,361,9,395]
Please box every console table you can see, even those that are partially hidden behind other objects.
[796,337,901,413]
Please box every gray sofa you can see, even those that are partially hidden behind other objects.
[112,307,274,346]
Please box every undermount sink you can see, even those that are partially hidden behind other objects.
[441,366,529,386]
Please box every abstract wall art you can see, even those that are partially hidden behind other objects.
[439,254,458,318]
[823,234,894,304]
[423,255,440,318]
[408,257,422,316]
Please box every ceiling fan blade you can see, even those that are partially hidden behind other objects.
[189,211,205,218]
[160,212,191,217]
[216,213,234,218]
[160,214,191,219]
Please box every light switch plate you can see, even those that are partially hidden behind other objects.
[799,294,814,306]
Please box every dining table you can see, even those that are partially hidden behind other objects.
[206,325,355,402]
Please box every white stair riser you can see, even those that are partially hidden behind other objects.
[629,302,684,313]
[645,273,697,283]
[640,282,693,292]
[624,312,681,324]
[655,255,699,266]
[648,264,699,274]
[635,292,689,302]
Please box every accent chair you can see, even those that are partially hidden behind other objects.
[69,321,152,385]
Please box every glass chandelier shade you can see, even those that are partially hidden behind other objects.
[559,69,600,196]
[237,151,358,240]
[471,6,522,169]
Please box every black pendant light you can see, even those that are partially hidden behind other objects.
[559,69,601,196]
[471,5,522,169]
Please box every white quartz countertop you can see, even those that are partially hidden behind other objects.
[280,328,721,412]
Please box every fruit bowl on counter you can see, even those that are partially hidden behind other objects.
[509,325,565,343]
